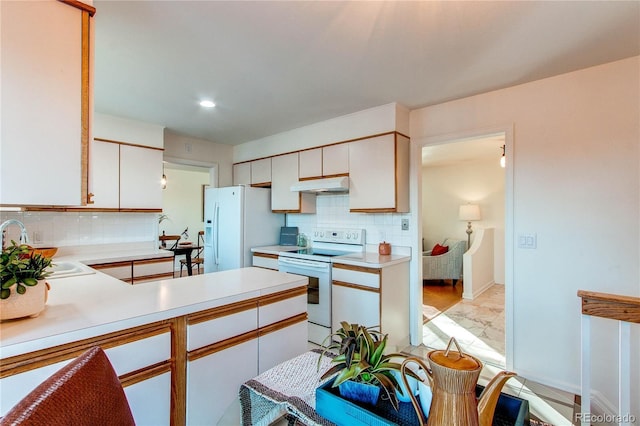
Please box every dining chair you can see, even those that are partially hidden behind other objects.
[159,233,181,250]
[180,230,204,276]
[0,346,136,425]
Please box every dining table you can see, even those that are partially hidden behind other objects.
[167,244,202,276]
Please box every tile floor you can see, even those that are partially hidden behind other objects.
[418,284,579,426]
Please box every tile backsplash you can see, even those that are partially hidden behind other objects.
[0,211,158,248]
[286,194,411,248]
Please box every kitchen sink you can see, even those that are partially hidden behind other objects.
[46,261,96,279]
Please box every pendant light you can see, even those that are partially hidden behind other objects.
[161,163,167,189]
[500,145,506,168]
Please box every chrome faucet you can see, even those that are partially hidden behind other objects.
[0,219,29,250]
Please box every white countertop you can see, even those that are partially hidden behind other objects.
[332,251,411,268]
[251,245,301,255]
[252,244,411,268]
[0,267,307,358]
[55,246,174,265]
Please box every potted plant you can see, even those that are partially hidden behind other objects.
[0,241,53,320]
[318,322,411,409]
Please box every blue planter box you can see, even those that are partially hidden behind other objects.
[316,378,530,426]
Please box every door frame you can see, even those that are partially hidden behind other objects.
[410,123,514,370]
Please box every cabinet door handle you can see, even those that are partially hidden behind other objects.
[87,192,95,204]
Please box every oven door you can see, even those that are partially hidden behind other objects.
[277,256,331,328]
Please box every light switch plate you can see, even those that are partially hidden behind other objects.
[401,219,409,231]
[518,233,537,249]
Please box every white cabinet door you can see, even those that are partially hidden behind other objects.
[124,372,171,426]
[299,148,322,179]
[186,339,258,425]
[348,134,396,211]
[251,158,272,185]
[0,0,89,206]
[120,145,163,209]
[332,284,380,333]
[89,140,120,208]
[233,162,251,185]
[271,153,315,213]
[323,143,349,177]
[258,321,307,373]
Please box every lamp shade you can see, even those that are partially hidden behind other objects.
[459,204,481,221]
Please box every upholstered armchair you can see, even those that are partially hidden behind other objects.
[422,238,466,285]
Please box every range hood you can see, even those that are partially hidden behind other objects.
[290,176,349,193]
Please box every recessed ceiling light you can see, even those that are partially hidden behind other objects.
[199,100,216,108]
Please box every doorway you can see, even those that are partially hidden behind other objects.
[418,130,511,368]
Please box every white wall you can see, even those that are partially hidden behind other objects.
[422,158,505,284]
[411,56,639,417]
[163,130,234,187]
[233,102,408,162]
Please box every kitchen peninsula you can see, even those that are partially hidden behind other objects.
[0,267,308,425]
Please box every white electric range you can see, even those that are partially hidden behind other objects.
[278,228,365,345]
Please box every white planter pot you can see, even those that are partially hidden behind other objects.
[0,280,48,320]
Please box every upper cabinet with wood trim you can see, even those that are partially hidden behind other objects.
[322,143,349,177]
[271,153,316,213]
[298,148,323,180]
[89,139,163,211]
[0,0,94,206]
[298,145,349,180]
[251,158,272,186]
[348,133,409,213]
[233,163,251,186]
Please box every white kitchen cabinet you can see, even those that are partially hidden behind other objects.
[89,140,120,208]
[187,339,258,425]
[348,133,409,212]
[124,372,171,426]
[251,158,272,186]
[252,253,279,270]
[88,256,173,284]
[120,145,163,209]
[322,143,349,177]
[271,153,316,213]
[233,162,251,185]
[299,148,323,179]
[0,0,93,206]
[87,140,163,211]
[331,261,410,348]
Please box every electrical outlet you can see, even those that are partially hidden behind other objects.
[184,143,192,153]
[401,219,409,231]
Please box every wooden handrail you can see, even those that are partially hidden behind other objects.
[578,290,640,324]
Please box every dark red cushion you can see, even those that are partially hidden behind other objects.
[431,244,449,256]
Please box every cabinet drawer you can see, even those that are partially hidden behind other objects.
[91,261,132,281]
[258,291,306,327]
[105,332,171,376]
[252,253,279,270]
[187,303,258,351]
[133,257,173,282]
[332,265,381,289]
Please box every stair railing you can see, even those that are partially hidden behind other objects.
[577,290,639,426]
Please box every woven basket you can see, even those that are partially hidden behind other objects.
[1,280,48,320]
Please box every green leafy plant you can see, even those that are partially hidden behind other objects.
[0,241,53,300]
[318,322,410,410]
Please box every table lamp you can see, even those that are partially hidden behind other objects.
[459,204,481,249]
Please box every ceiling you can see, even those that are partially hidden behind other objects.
[93,1,640,146]
[422,134,504,167]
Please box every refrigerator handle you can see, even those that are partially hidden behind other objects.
[214,202,220,265]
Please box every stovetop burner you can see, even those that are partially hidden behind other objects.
[293,248,351,257]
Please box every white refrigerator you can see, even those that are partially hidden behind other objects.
[203,186,283,273]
